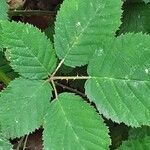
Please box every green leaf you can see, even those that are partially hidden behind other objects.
[129,126,150,139]
[118,136,150,150]
[143,0,150,3]
[0,0,8,50]
[85,33,150,127]
[1,21,57,79]
[54,0,122,67]
[128,126,150,149]
[0,51,17,82]
[0,78,52,138]
[125,0,143,3]
[0,133,12,150]
[43,93,110,150]
[44,23,55,42]
[0,1,8,20]
[118,3,150,35]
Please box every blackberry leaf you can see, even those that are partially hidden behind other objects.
[0,133,12,150]
[0,1,8,20]
[1,21,57,79]
[118,136,150,150]
[54,0,122,67]
[85,33,150,127]
[43,93,110,150]
[0,78,52,138]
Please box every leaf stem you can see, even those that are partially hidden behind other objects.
[0,70,11,85]
[16,136,25,150]
[51,79,58,99]
[55,82,86,98]
[50,76,91,81]
[51,59,65,77]
[23,135,28,150]
[8,10,56,17]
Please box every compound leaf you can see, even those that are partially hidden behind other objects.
[43,93,110,150]
[0,78,52,138]
[1,21,57,79]
[0,1,8,21]
[85,33,150,127]
[118,136,150,150]
[54,0,122,67]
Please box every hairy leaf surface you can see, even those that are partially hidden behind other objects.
[0,133,12,150]
[43,93,110,150]
[85,33,150,127]
[1,21,57,79]
[0,78,52,138]
[0,1,8,20]
[54,0,122,67]
[118,136,150,150]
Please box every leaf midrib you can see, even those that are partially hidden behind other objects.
[62,3,103,61]
[11,30,51,76]
[90,76,149,82]
[58,101,86,150]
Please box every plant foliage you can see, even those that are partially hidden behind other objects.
[43,93,110,150]
[54,0,122,67]
[143,0,150,3]
[0,133,12,150]
[1,21,57,79]
[118,136,150,150]
[85,33,150,127]
[129,126,150,139]
[0,0,8,21]
[0,51,16,82]
[0,0,150,149]
[119,3,150,34]
[0,78,52,138]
